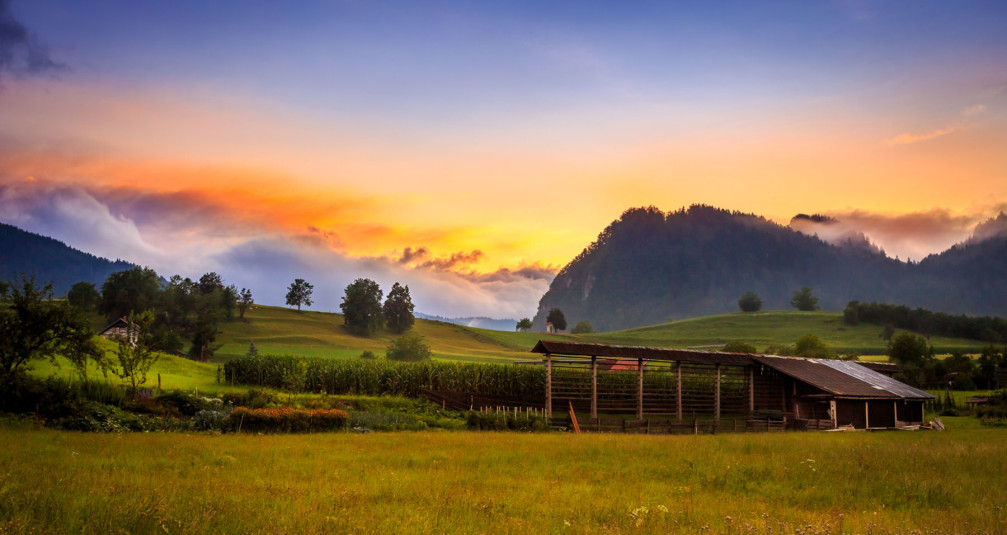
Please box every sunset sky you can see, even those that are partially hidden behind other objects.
[2,1,1006,318]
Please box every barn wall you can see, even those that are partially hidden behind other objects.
[867,400,896,428]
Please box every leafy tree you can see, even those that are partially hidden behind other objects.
[546,308,567,332]
[737,291,763,312]
[888,332,932,367]
[67,281,100,312]
[285,278,314,311]
[110,311,159,400]
[340,278,383,336]
[887,331,934,386]
[0,277,80,378]
[790,287,819,311]
[385,332,431,362]
[0,280,9,301]
[842,301,859,325]
[722,341,757,353]
[382,282,415,334]
[100,267,162,321]
[63,309,106,381]
[515,318,533,332]
[247,341,259,357]
[880,324,895,341]
[571,321,594,334]
[794,334,835,359]
[238,288,254,319]
[198,272,224,294]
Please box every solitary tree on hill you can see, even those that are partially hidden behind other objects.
[515,318,533,332]
[546,308,567,332]
[285,279,314,311]
[341,278,384,336]
[383,282,415,334]
[737,291,763,312]
[790,287,819,312]
[238,288,254,319]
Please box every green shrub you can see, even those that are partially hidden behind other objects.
[228,407,348,433]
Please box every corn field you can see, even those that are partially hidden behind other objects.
[223,355,548,399]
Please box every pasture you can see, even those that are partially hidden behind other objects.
[210,307,988,365]
[1,424,1004,534]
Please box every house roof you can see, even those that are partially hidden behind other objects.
[98,316,130,335]
[530,340,933,401]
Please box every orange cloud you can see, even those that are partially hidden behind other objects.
[887,126,957,146]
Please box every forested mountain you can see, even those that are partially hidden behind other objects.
[0,222,136,295]
[533,205,1007,332]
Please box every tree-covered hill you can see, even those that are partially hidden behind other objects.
[0,222,136,295]
[533,205,1007,332]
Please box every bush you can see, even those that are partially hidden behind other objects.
[385,332,431,362]
[466,410,549,431]
[722,341,757,353]
[194,409,229,431]
[738,292,763,313]
[228,407,348,433]
[359,350,377,360]
[571,321,594,334]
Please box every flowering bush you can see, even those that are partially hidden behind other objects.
[228,407,348,433]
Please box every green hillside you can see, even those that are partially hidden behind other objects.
[211,306,988,364]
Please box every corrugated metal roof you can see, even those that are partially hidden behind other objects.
[753,355,933,400]
[530,340,753,365]
[817,359,934,400]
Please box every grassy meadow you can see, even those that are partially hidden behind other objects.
[209,306,989,366]
[1,424,1005,534]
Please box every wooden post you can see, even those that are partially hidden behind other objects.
[893,401,899,427]
[830,399,837,429]
[591,356,598,419]
[864,401,870,429]
[748,367,755,415]
[637,358,644,421]
[676,361,683,422]
[714,363,721,424]
[545,354,552,418]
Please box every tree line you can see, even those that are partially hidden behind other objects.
[843,301,1007,343]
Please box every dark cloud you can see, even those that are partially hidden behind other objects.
[0,0,66,78]
[397,246,484,271]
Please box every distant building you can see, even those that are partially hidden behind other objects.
[98,317,137,346]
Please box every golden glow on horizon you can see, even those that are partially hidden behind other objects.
[2,79,1005,270]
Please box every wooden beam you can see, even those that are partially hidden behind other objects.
[864,401,870,429]
[893,401,899,427]
[545,353,552,418]
[714,363,721,423]
[676,361,683,422]
[830,399,837,429]
[748,366,754,415]
[637,357,644,420]
[590,356,598,419]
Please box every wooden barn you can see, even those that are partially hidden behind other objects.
[530,340,933,431]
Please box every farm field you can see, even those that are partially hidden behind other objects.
[1,424,1004,534]
[210,306,988,365]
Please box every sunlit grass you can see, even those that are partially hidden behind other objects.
[1,427,1004,534]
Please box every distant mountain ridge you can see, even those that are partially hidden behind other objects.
[415,313,518,332]
[1,222,137,295]
[533,205,1007,332]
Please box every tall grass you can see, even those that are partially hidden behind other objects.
[1,428,1005,534]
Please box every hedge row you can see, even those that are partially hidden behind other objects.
[229,407,348,433]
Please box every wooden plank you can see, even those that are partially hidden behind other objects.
[637,357,644,421]
[676,361,683,422]
[545,353,552,418]
[568,401,580,434]
[591,355,598,419]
